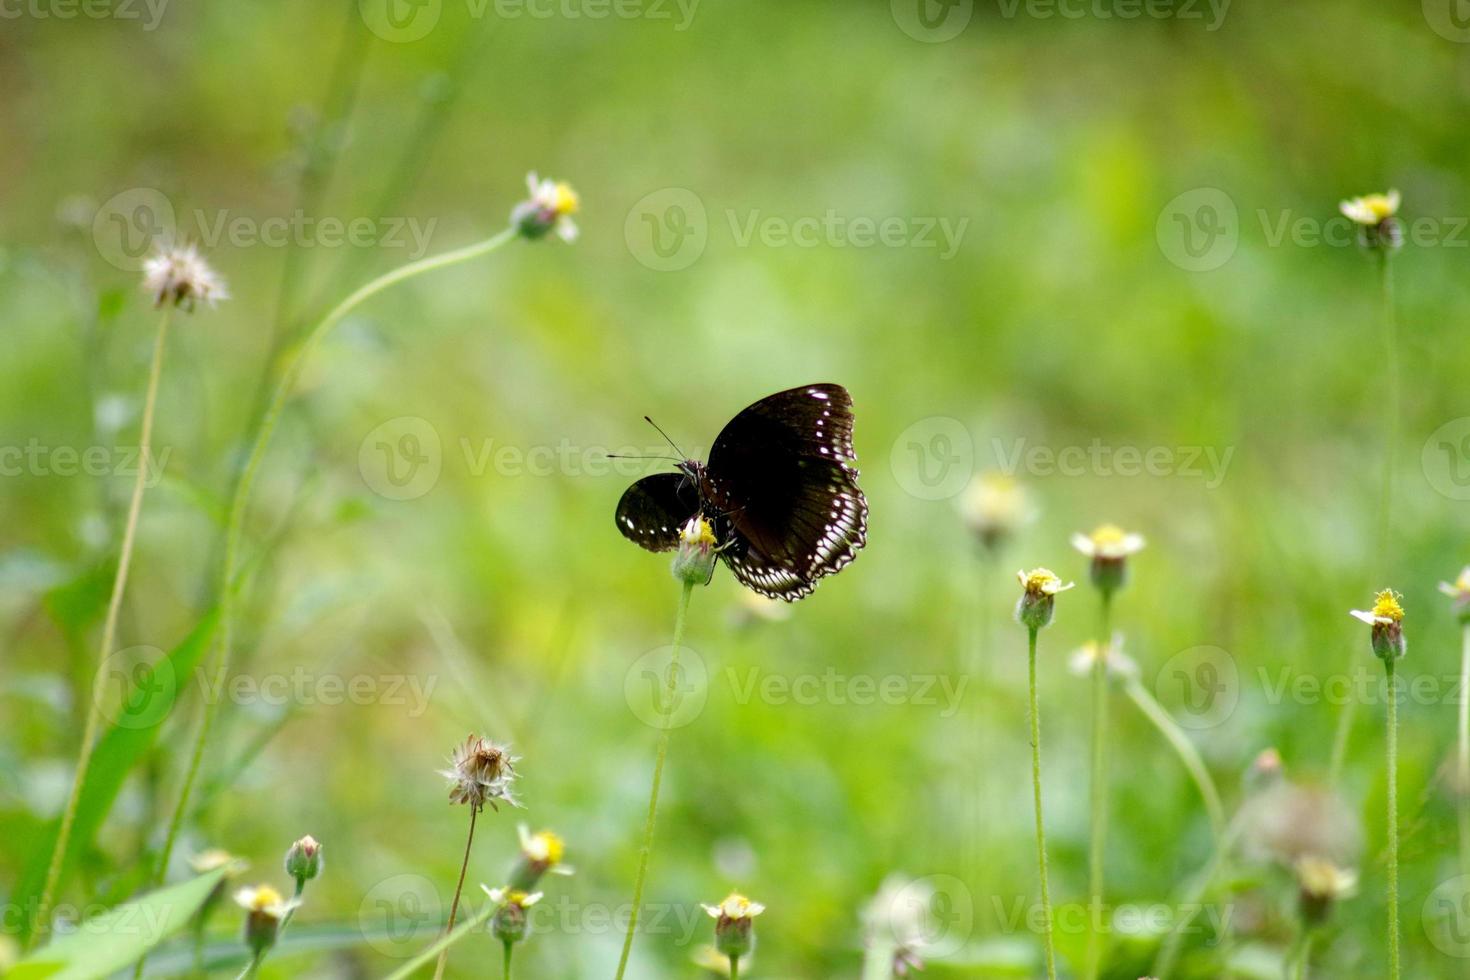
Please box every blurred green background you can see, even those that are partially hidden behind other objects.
[4,0,1470,976]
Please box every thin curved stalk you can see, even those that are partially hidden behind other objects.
[36,307,173,942]
[382,902,497,980]
[1124,678,1226,838]
[614,581,695,980]
[434,805,480,980]
[1460,623,1470,882]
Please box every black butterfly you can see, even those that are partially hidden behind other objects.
[615,383,868,601]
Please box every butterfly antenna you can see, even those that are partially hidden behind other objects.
[644,416,686,459]
[606,453,682,462]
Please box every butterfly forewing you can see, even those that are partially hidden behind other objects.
[615,472,701,552]
[704,383,868,599]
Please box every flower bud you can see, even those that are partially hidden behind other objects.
[1070,524,1145,599]
[285,835,322,885]
[1294,856,1357,926]
[482,887,541,945]
[513,173,579,243]
[233,885,295,956]
[1439,568,1470,625]
[1340,190,1402,252]
[1349,590,1405,662]
[672,515,719,587]
[508,826,569,892]
[1015,568,1074,631]
[702,893,764,959]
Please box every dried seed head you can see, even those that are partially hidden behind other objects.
[142,243,228,310]
[440,734,521,811]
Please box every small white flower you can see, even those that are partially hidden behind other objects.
[517,172,580,243]
[233,884,298,920]
[702,893,765,920]
[1068,634,1138,680]
[142,243,228,310]
[1070,524,1146,561]
[1339,190,1400,227]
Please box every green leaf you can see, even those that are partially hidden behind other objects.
[14,611,220,943]
[10,869,227,980]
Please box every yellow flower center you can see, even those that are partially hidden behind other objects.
[1022,568,1060,594]
[529,831,564,864]
[1371,589,1404,622]
[1360,194,1397,221]
[550,182,579,216]
[1089,524,1127,547]
[249,886,283,911]
[681,516,717,547]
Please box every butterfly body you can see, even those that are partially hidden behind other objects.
[615,384,868,601]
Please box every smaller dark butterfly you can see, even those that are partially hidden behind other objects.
[615,383,868,601]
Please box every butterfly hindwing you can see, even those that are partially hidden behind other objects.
[615,472,701,552]
[704,383,868,599]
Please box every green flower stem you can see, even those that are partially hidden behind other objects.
[860,936,898,980]
[1288,927,1315,980]
[36,306,174,944]
[1151,813,1246,979]
[1084,594,1113,980]
[383,902,498,980]
[503,940,514,979]
[1460,622,1470,882]
[151,227,518,898]
[1027,626,1058,980]
[1385,656,1400,980]
[614,580,695,980]
[1123,678,1226,838]
[728,953,740,980]
[433,804,481,980]
[235,951,263,980]
[1331,250,1400,787]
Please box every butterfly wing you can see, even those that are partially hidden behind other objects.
[615,472,701,552]
[704,383,868,600]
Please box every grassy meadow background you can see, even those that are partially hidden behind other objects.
[4,0,1470,975]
